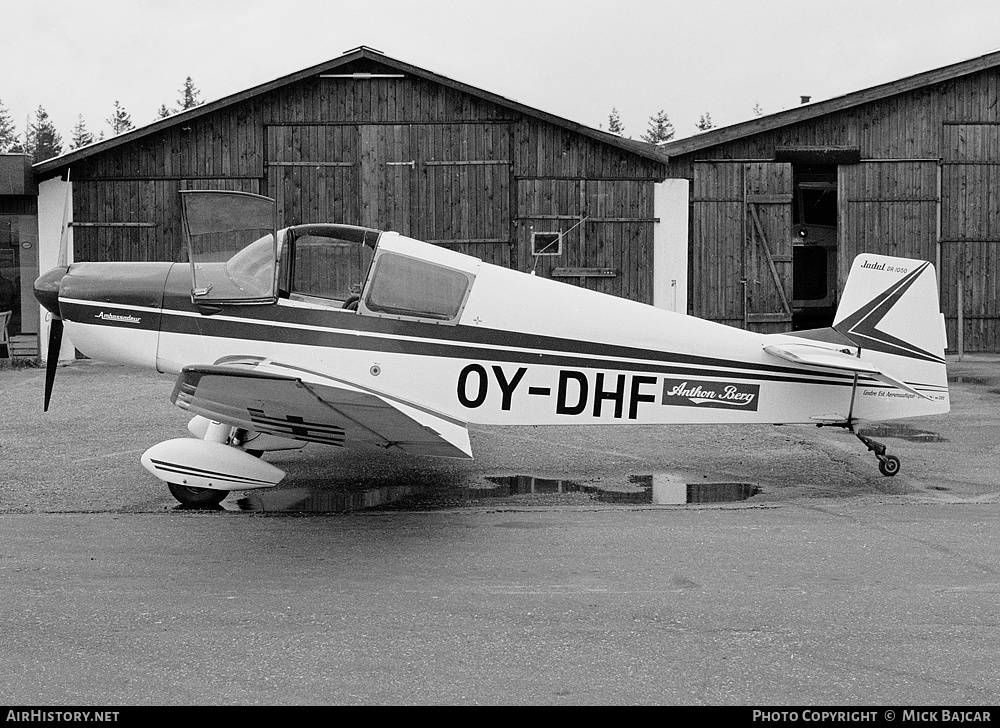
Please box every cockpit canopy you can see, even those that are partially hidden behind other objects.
[280,224,380,307]
[181,190,278,303]
[181,190,476,325]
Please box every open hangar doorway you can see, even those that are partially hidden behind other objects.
[790,163,839,330]
[728,155,848,333]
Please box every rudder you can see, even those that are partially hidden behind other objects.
[834,254,949,419]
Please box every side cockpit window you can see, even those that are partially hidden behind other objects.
[361,251,473,324]
[280,225,379,309]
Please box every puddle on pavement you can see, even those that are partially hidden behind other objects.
[948,375,996,386]
[946,374,1000,395]
[857,422,948,443]
[948,374,1000,395]
[223,473,760,513]
[486,475,759,506]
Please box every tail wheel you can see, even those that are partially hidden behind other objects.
[167,483,228,508]
[878,455,901,477]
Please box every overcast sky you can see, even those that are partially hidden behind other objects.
[3,0,1000,146]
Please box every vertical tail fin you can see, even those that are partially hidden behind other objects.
[834,254,949,419]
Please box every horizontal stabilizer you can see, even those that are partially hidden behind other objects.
[763,343,931,400]
[809,414,851,425]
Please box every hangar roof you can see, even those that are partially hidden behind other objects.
[34,45,666,178]
[659,48,1000,158]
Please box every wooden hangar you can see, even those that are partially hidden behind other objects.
[660,49,1000,353]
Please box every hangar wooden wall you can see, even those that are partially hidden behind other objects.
[56,52,666,304]
[663,58,1000,351]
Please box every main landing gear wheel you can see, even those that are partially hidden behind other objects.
[167,483,228,508]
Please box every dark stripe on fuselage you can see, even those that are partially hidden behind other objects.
[64,296,945,393]
[175,303,864,388]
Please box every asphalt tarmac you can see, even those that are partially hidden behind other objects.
[1,358,999,705]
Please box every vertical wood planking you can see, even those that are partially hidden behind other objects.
[66,67,663,304]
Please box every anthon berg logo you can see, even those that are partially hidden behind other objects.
[661,378,760,410]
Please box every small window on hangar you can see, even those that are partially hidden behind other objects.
[531,231,562,256]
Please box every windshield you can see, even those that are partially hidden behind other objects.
[225,233,279,299]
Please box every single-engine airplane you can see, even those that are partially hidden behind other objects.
[35,190,950,507]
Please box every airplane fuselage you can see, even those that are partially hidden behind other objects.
[55,253,947,431]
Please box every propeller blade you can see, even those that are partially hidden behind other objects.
[43,317,64,412]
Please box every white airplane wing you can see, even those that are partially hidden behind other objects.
[170,357,473,459]
[762,342,931,400]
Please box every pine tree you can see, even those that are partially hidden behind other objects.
[26,105,63,162]
[0,99,18,152]
[176,77,204,110]
[70,114,95,149]
[752,102,764,117]
[696,112,714,132]
[107,100,134,136]
[640,109,674,144]
[155,104,173,120]
[608,107,624,136]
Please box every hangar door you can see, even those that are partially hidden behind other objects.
[516,178,657,302]
[267,125,360,229]
[939,124,999,351]
[691,161,792,332]
[743,162,793,332]
[838,159,939,275]
[267,123,512,267]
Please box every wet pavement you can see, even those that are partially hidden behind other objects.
[2,357,999,513]
[229,474,761,513]
[1,356,999,704]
